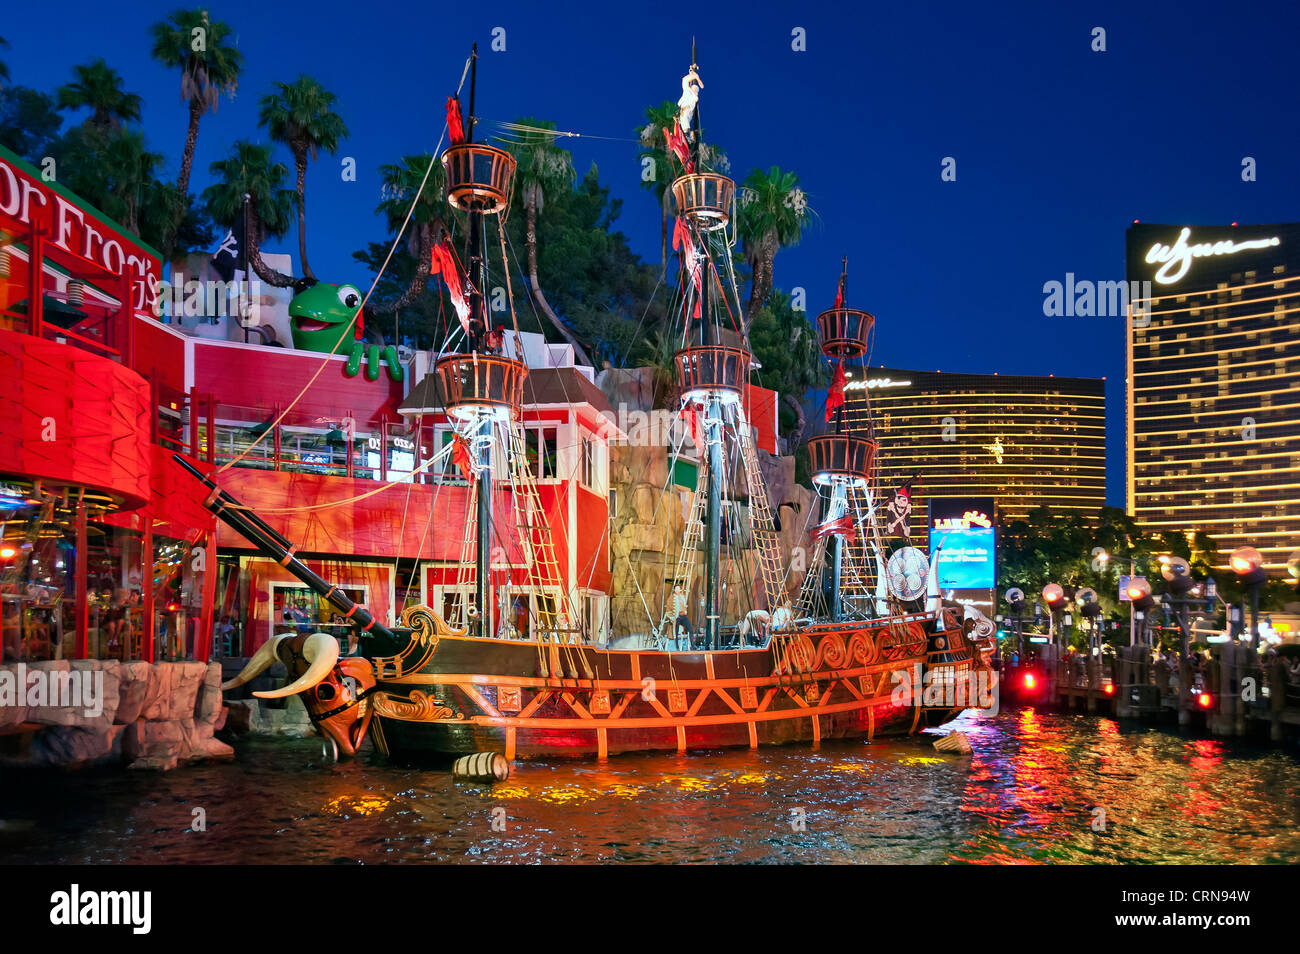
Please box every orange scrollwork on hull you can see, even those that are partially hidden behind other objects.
[373,604,457,678]
[814,632,847,670]
[879,622,928,662]
[371,690,457,722]
[847,630,877,666]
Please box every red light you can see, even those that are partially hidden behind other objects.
[1104,684,1115,695]
[0,546,15,560]
[1023,673,1036,689]
[166,603,180,612]
[1197,693,1212,709]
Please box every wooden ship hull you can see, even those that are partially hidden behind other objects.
[365,612,983,761]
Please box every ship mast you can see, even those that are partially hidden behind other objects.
[418,45,525,639]
[465,45,493,639]
[801,261,879,621]
[690,45,724,652]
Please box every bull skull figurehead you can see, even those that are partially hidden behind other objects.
[222,633,375,757]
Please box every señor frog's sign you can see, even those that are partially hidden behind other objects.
[0,147,161,314]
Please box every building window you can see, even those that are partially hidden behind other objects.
[524,426,559,480]
[581,437,595,489]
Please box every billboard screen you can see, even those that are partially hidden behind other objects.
[928,498,996,590]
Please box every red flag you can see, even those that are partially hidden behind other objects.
[430,238,473,333]
[446,97,466,144]
[451,433,473,481]
[833,272,845,309]
[812,514,857,542]
[663,121,693,173]
[680,402,705,455]
[824,360,846,422]
[672,218,703,319]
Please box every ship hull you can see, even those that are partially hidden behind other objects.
[365,611,987,761]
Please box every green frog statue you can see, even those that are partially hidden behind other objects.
[288,282,403,382]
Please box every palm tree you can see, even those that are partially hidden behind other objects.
[201,140,297,287]
[505,118,594,367]
[149,9,243,207]
[56,59,143,133]
[100,131,160,234]
[258,76,348,281]
[735,166,813,332]
[369,154,448,313]
[637,101,680,274]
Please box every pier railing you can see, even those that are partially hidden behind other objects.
[1005,645,1300,740]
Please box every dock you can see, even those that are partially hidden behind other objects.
[998,644,1300,741]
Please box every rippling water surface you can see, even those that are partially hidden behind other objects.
[3,709,1298,864]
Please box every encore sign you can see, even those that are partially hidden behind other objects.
[1145,227,1281,285]
[0,153,161,312]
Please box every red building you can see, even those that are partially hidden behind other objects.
[1,143,776,663]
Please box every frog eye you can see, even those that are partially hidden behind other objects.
[337,285,361,309]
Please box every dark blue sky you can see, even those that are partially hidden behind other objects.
[6,0,1300,505]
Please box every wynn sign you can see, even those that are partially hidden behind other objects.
[1145,227,1281,285]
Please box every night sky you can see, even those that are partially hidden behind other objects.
[5,0,1300,505]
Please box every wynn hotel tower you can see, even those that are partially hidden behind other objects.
[1126,221,1300,571]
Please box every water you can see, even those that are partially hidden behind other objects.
[2,709,1298,864]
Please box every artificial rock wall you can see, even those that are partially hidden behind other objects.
[601,368,818,642]
[0,660,233,771]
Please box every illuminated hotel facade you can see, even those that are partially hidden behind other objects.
[1126,221,1300,571]
[841,368,1106,524]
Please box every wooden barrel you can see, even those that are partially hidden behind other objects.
[452,751,510,783]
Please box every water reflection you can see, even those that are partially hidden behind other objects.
[1,708,1297,864]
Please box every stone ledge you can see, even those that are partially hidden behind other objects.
[0,660,234,771]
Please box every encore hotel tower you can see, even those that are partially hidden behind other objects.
[841,368,1106,524]
[1126,222,1300,571]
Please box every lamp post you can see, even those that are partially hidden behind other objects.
[1042,583,1064,647]
[1077,587,1101,653]
[1126,577,1154,647]
[1006,587,1026,659]
[1230,546,1267,649]
[1158,554,1195,660]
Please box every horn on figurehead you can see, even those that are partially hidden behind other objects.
[221,633,290,691]
[254,632,341,699]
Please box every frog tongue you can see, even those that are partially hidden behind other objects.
[295,316,332,332]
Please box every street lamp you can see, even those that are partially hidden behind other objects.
[1230,546,1266,648]
[1042,583,1064,646]
[1158,555,1196,659]
[1126,577,1154,646]
[1005,587,1026,657]
[1076,587,1101,652]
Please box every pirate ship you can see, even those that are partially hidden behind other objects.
[187,46,994,766]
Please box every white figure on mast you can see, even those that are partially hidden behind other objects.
[678,66,703,133]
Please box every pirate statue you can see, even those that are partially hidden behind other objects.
[678,64,703,135]
[885,476,919,539]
